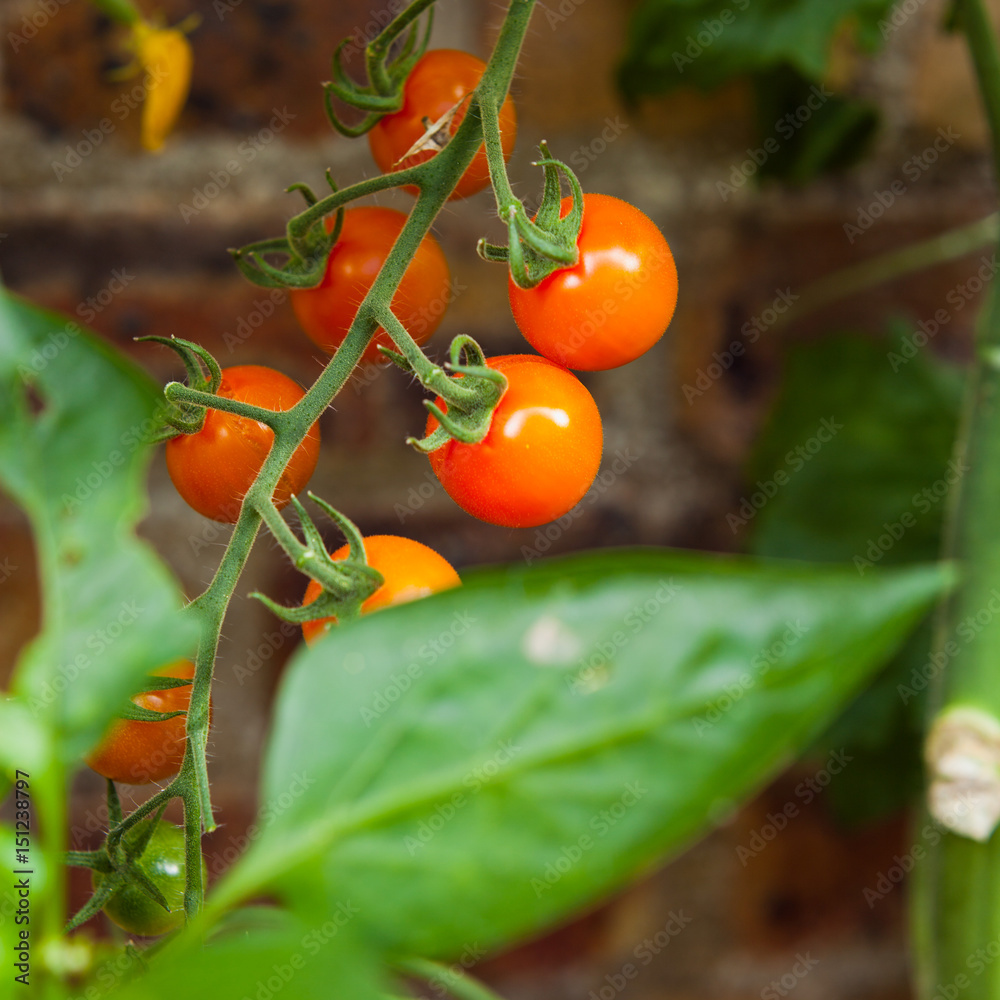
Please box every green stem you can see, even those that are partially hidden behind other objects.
[374,305,451,389]
[915,2,1000,997]
[962,0,1000,181]
[366,0,437,94]
[779,213,999,329]
[157,0,538,923]
[164,383,285,428]
[181,786,204,920]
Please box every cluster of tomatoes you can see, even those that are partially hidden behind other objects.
[82,47,676,936]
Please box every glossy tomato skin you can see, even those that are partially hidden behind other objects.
[166,365,320,523]
[301,534,460,645]
[427,355,603,528]
[94,821,206,936]
[85,661,200,786]
[508,194,678,371]
[368,49,517,200]
[290,207,451,366]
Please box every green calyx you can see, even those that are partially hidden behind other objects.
[323,1,435,137]
[138,336,221,441]
[115,674,191,724]
[229,175,342,290]
[65,803,174,932]
[404,336,508,453]
[479,130,585,290]
[253,494,384,625]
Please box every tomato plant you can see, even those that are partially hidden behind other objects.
[165,364,320,523]
[85,661,197,785]
[368,49,517,200]
[93,821,202,936]
[290,207,452,366]
[508,193,678,371]
[300,534,461,644]
[426,354,603,528]
[3,0,986,995]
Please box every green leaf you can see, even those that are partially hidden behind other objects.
[618,0,894,98]
[746,331,962,564]
[744,330,963,823]
[0,291,197,766]
[238,549,948,958]
[103,906,383,1000]
[617,4,890,183]
[750,67,880,184]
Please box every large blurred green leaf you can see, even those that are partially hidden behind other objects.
[109,907,383,1000]
[745,331,963,822]
[0,291,196,768]
[224,549,947,959]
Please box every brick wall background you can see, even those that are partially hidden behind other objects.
[1,0,996,995]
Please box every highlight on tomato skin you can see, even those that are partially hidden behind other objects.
[368,49,518,200]
[508,193,678,371]
[165,364,321,524]
[290,207,452,367]
[300,535,462,645]
[426,354,604,529]
[85,660,200,786]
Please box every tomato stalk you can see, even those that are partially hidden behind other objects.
[142,0,542,924]
[479,107,585,288]
[372,312,508,450]
[914,1,1000,995]
[323,0,437,136]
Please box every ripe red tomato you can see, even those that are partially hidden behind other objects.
[85,661,199,785]
[426,354,603,528]
[368,49,517,200]
[165,365,320,523]
[290,207,452,366]
[301,534,461,645]
[508,194,678,371]
[94,820,205,936]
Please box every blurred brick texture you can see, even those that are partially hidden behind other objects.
[1,0,997,996]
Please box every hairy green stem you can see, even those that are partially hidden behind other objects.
[915,1,1000,997]
[161,0,539,923]
[164,383,285,427]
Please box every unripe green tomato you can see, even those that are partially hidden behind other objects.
[93,822,205,937]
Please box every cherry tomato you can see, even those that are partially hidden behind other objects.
[94,821,205,936]
[290,207,452,366]
[368,49,517,200]
[426,354,603,528]
[508,194,678,371]
[166,365,320,523]
[301,534,460,645]
[85,661,204,786]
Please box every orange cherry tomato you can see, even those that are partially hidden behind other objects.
[290,207,452,366]
[85,661,201,785]
[301,534,461,645]
[166,365,320,523]
[508,194,678,371]
[368,49,517,200]
[426,354,603,528]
